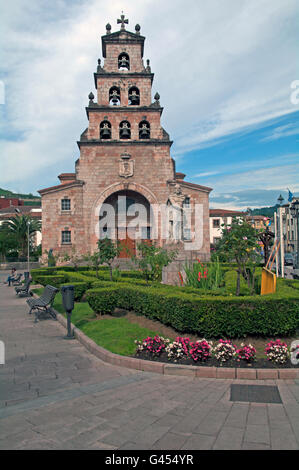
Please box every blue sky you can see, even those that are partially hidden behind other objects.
[0,0,298,209]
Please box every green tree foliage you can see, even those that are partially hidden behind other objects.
[0,227,18,261]
[62,247,85,271]
[96,238,121,281]
[2,214,41,259]
[215,217,262,295]
[132,242,178,284]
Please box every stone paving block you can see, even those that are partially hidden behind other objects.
[216,368,236,379]
[61,425,115,449]
[242,442,271,450]
[195,367,217,378]
[256,369,279,380]
[278,369,298,380]
[247,405,268,425]
[212,425,245,450]
[181,433,216,450]
[244,424,270,445]
[164,364,195,377]
[129,425,170,448]
[270,422,299,450]
[236,368,257,380]
[224,403,249,427]
[193,410,228,436]
[151,431,189,450]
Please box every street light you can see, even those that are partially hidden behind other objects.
[277,194,284,206]
[15,208,30,274]
[290,200,299,270]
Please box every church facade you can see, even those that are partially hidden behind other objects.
[39,17,212,268]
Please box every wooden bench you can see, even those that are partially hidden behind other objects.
[26,285,59,323]
[15,278,32,297]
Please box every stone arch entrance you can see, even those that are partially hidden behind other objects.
[90,182,159,255]
[99,189,153,258]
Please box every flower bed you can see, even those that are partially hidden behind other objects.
[135,336,299,369]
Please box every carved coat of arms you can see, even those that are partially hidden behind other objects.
[119,154,134,178]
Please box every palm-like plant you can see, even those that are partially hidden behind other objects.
[2,214,41,258]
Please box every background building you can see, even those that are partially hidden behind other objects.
[209,209,244,245]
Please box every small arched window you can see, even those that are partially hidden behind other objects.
[118,53,130,71]
[119,121,131,139]
[100,120,111,139]
[109,86,120,106]
[128,86,140,105]
[139,120,150,139]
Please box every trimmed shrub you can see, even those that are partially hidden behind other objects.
[85,287,118,315]
[61,282,89,301]
[85,283,299,338]
[31,274,68,288]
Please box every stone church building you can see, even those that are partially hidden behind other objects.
[39,16,212,270]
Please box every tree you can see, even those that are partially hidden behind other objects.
[0,226,18,261]
[215,217,262,295]
[62,247,84,271]
[132,242,178,284]
[97,238,120,281]
[2,214,41,259]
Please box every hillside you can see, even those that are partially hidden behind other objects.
[0,187,40,200]
[248,205,278,217]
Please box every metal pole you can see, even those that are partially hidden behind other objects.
[279,207,285,278]
[274,212,278,277]
[65,311,74,339]
[296,212,299,270]
[27,222,30,274]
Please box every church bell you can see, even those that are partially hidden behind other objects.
[120,123,130,139]
[139,124,150,139]
[118,55,129,70]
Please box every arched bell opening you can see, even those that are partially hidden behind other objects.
[99,190,153,258]
[119,120,131,139]
[109,86,121,106]
[99,120,112,139]
[118,53,130,71]
[128,86,140,105]
[139,120,150,139]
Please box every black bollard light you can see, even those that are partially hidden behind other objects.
[61,285,75,340]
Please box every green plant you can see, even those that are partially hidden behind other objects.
[61,247,85,271]
[2,214,41,259]
[132,242,177,284]
[96,239,121,281]
[215,217,262,295]
[184,257,223,290]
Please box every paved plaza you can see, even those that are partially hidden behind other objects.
[0,271,299,450]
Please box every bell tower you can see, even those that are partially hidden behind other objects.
[81,14,171,143]
[39,15,212,272]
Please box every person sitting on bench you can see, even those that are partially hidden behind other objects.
[4,268,18,286]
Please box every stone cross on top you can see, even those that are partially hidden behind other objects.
[117,13,128,30]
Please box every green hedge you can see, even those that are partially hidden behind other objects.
[85,282,299,338]
[31,274,68,288]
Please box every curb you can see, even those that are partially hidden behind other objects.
[54,311,299,381]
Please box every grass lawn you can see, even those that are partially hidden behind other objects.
[32,288,170,356]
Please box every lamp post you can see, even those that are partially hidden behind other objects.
[290,200,299,270]
[15,208,30,273]
[277,194,285,277]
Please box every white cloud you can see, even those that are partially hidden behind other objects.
[0,0,298,193]
[260,123,299,142]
